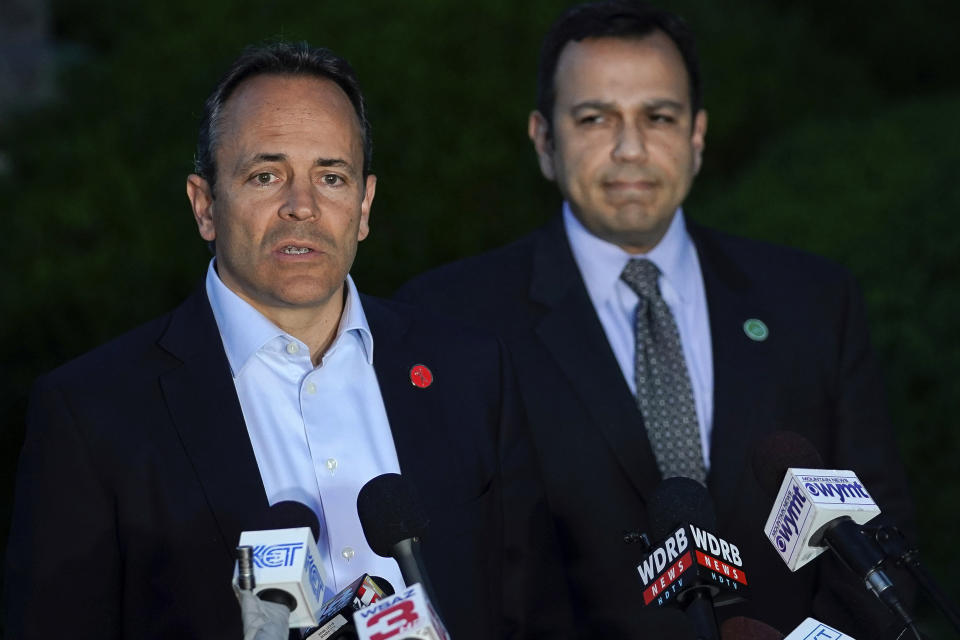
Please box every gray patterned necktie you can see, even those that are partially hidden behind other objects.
[620,258,707,483]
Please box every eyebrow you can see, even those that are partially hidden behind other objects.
[234,153,353,175]
[570,98,686,113]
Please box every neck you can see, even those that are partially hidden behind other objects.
[252,288,346,366]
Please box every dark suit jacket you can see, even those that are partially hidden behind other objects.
[397,216,915,638]
[4,286,566,639]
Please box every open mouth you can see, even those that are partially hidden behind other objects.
[281,246,312,255]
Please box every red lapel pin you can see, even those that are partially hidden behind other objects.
[409,364,433,389]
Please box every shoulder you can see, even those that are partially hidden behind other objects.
[39,312,178,392]
[36,287,215,396]
[690,222,859,292]
[362,293,502,353]
[394,223,561,327]
[399,226,545,295]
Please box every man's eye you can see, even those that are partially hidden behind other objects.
[577,114,604,125]
[252,172,278,186]
[321,174,344,186]
[650,113,676,124]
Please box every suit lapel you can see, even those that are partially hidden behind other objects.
[361,296,446,494]
[529,219,662,500]
[360,295,416,465]
[156,287,270,556]
[690,224,777,521]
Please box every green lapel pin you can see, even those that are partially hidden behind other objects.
[743,318,769,342]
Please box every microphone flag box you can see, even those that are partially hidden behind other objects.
[233,527,329,628]
[784,617,856,639]
[636,524,749,608]
[305,574,388,640]
[353,583,449,640]
[763,468,881,572]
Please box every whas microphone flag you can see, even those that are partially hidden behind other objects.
[636,524,749,607]
[353,583,449,640]
[763,468,880,571]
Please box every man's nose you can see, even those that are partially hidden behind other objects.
[279,178,318,221]
[612,123,648,162]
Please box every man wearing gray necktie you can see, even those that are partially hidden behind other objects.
[397,1,915,637]
[622,257,707,484]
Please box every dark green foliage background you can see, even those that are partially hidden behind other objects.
[2,0,958,634]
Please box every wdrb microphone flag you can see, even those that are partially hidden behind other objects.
[353,583,448,640]
[233,527,330,628]
[763,468,880,571]
[636,524,749,607]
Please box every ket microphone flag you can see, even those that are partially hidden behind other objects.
[233,526,330,628]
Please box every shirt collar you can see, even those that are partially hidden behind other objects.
[563,201,699,305]
[338,274,375,364]
[205,259,374,376]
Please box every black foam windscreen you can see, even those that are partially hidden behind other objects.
[751,431,824,498]
[255,500,321,541]
[719,616,785,640]
[648,477,717,542]
[357,473,429,557]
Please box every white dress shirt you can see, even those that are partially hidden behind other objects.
[205,260,404,597]
[564,204,715,467]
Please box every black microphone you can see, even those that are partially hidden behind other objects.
[752,431,915,629]
[252,499,322,541]
[719,616,785,640]
[638,477,749,640]
[356,473,436,599]
[355,474,450,639]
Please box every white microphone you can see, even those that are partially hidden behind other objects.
[762,466,880,573]
[784,617,856,639]
[352,583,449,640]
[233,526,330,629]
[753,432,914,629]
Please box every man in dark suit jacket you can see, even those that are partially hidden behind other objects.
[5,42,564,639]
[398,2,914,637]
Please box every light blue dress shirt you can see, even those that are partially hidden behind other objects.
[564,204,715,467]
[205,260,405,597]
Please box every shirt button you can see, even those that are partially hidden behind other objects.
[286,342,300,355]
[341,547,355,562]
[305,382,317,395]
[326,458,338,474]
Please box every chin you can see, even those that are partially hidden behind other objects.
[270,279,342,308]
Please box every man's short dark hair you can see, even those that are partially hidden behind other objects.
[536,1,702,132]
[194,41,373,192]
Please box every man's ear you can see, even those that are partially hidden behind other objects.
[528,110,556,181]
[186,174,216,242]
[357,174,376,242]
[691,109,707,175]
